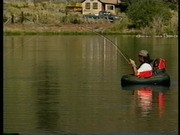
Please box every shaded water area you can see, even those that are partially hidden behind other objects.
[4,35,178,134]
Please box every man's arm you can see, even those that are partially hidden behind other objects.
[129,59,138,76]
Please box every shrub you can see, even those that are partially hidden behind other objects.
[164,10,178,35]
[110,13,129,32]
[61,14,84,24]
[127,0,171,29]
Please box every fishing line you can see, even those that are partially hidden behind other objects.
[80,26,130,63]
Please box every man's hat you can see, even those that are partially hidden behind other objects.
[139,50,149,57]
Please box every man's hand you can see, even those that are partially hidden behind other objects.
[129,59,138,75]
[129,59,136,67]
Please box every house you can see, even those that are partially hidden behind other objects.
[81,0,121,15]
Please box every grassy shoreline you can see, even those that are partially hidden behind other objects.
[4,24,178,38]
[4,23,141,36]
[4,31,139,36]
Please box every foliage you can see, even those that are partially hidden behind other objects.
[3,1,178,35]
[126,0,172,29]
[110,13,130,32]
[166,1,178,10]
[140,10,178,35]
[61,14,84,24]
[163,10,178,34]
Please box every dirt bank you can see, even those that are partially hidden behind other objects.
[4,23,117,34]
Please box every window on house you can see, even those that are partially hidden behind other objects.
[85,3,90,9]
[107,5,114,10]
[93,3,98,9]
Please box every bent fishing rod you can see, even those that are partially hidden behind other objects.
[80,26,130,64]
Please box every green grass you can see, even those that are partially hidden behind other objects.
[4,31,139,36]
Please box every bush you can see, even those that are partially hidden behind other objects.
[110,13,129,32]
[164,10,178,35]
[149,17,165,35]
[61,14,84,24]
[127,0,171,29]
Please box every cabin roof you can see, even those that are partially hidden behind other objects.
[81,0,119,4]
[100,0,118,4]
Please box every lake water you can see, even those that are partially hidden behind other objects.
[3,35,178,134]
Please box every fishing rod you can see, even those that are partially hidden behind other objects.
[80,26,130,64]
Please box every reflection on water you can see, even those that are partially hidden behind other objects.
[158,92,166,117]
[122,84,169,120]
[35,65,60,131]
[136,88,153,117]
[124,85,168,118]
[4,35,178,133]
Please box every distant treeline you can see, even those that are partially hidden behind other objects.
[4,0,83,2]
[4,0,178,2]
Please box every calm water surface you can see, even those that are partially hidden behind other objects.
[3,35,178,134]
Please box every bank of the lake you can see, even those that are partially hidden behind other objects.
[4,23,178,38]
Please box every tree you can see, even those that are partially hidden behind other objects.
[126,0,172,29]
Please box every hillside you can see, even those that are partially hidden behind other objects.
[3,1,130,35]
[3,1,178,36]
